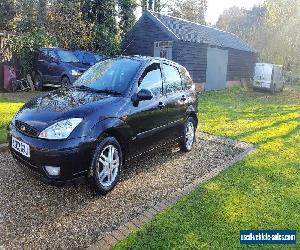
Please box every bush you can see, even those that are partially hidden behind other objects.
[283,71,300,85]
[7,31,54,78]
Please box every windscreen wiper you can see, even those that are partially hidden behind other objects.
[94,89,122,96]
[72,85,96,92]
[72,86,122,95]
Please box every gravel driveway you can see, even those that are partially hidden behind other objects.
[0,133,246,249]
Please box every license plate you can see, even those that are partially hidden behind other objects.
[12,137,30,158]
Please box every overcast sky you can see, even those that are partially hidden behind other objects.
[206,0,264,24]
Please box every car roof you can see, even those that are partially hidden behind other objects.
[39,47,68,51]
[116,55,181,67]
[74,50,93,54]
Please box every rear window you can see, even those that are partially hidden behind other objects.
[255,65,273,81]
[163,64,182,94]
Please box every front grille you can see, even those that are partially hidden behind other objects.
[11,150,39,171]
[12,151,44,180]
[15,120,40,138]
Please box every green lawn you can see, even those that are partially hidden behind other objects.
[0,92,37,143]
[114,86,300,249]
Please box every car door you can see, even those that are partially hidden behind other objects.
[128,63,169,156]
[162,63,189,139]
[37,50,52,82]
[47,50,62,83]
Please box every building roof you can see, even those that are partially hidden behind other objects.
[145,11,255,52]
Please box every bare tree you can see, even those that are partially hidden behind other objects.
[170,0,207,24]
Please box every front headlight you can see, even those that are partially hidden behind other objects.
[39,118,82,140]
[71,69,81,76]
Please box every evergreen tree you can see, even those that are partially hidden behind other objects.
[141,0,147,12]
[0,0,15,31]
[171,0,207,24]
[15,0,38,32]
[82,0,119,55]
[148,0,153,10]
[141,0,161,12]
[119,0,137,38]
[154,0,161,12]
[47,0,92,50]
[37,0,47,29]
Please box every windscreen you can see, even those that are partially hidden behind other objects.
[57,50,80,63]
[74,58,142,94]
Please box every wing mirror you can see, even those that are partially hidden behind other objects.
[132,89,153,106]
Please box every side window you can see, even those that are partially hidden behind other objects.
[179,67,193,90]
[139,63,163,97]
[38,51,49,61]
[74,51,83,62]
[83,53,94,64]
[48,51,57,62]
[163,64,182,94]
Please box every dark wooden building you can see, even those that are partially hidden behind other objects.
[123,11,257,91]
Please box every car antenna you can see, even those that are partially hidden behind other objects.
[121,38,135,56]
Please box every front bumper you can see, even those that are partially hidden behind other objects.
[253,86,273,92]
[8,125,97,184]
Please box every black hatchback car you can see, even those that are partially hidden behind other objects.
[8,56,198,194]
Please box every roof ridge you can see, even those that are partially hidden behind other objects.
[148,10,240,38]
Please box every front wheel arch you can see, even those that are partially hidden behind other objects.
[89,118,133,161]
[103,130,129,163]
[89,136,123,195]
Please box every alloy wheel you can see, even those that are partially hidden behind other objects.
[185,121,195,150]
[97,145,120,187]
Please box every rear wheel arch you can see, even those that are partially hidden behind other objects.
[34,70,42,78]
[187,111,198,127]
[61,74,69,80]
[61,75,70,85]
[186,104,198,124]
[33,73,43,90]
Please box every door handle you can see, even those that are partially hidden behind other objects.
[158,102,165,109]
[181,95,187,102]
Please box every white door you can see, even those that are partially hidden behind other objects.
[206,47,228,90]
[154,41,173,60]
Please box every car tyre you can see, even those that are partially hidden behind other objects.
[90,136,122,195]
[180,117,196,152]
[34,74,43,91]
[271,84,276,94]
[61,76,71,88]
[280,85,284,92]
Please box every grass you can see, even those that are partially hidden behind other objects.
[0,92,38,143]
[114,86,300,249]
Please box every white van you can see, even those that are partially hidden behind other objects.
[253,63,284,93]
